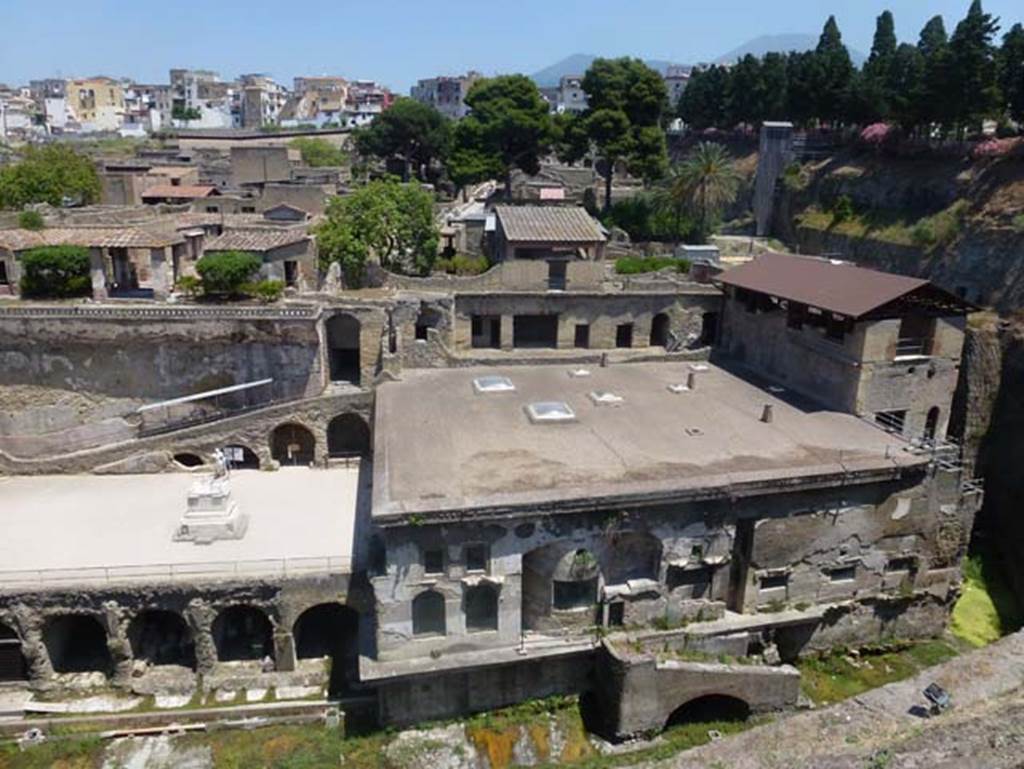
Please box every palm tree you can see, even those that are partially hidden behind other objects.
[671,142,740,243]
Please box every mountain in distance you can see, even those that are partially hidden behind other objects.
[530,54,684,87]
[531,37,866,87]
[715,34,867,67]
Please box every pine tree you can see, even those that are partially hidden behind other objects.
[948,0,1002,136]
[725,54,763,127]
[812,16,856,125]
[999,23,1024,124]
[861,10,899,121]
[918,15,952,133]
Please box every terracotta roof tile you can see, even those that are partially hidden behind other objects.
[495,205,605,243]
[0,227,185,251]
[205,229,310,252]
[141,185,218,200]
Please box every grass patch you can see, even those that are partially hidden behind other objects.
[614,256,690,275]
[796,199,969,250]
[796,639,959,707]
[951,552,1024,647]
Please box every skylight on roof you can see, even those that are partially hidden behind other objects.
[667,384,690,394]
[568,368,591,378]
[473,376,515,394]
[525,402,576,423]
[589,391,623,406]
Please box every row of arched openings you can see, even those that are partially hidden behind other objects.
[411,584,499,637]
[0,604,358,689]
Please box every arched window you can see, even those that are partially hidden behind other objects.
[464,585,499,632]
[127,610,195,669]
[173,452,205,468]
[270,423,315,466]
[924,406,940,441]
[43,615,112,675]
[211,606,273,662]
[412,591,446,636]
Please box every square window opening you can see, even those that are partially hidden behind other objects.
[829,565,857,583]
[760,573,789,591]
[465,544,488,573]
[423,548,445,575]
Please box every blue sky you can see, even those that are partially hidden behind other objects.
[1,0,1020,92]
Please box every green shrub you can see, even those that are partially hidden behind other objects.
[911,220,937,246]
[17,209,44,230]
[830,195,855,224]
[250,279,284,302]
[434,254,490,275]
[19,245,91,298]
[195,251,262,295]
[603,194,694,242]
[1013,213,1024,233]
[615,256,690,275]
[175,275,202,297]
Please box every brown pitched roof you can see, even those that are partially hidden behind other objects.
[495,205,605,243]
[0,227,185,251]
[141,184,219,200]
[719,252,935,319]
[205,229,310,252]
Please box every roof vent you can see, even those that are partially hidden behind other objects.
[568,368,591,378]
[667,383,690,394]
[473,376,515,394]
[525,401,576,423]
[589,391,623,406]
[689,364,710,372]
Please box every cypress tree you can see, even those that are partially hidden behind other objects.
[813,16,856,125]
[999,23,1024,124]
[948,0,1002,135]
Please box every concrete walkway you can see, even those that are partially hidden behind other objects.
[648,630,1024,769]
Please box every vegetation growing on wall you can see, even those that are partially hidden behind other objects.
[18,245,91,298]
[289,137,348,168]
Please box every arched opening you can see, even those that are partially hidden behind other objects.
[327,413,371,458]
[211,606,273,662]
[924,406,940,441]
[464,584,499,632]
[293,604,360,696]
[173,452,205,468]
[412,591,446,636]
[270,423,315,467]
[605,532,662,585]
[327,314,361,384]
[127,610,196,669]
[0,622,26,682]
[523,544,601,631]
[664,694,750,730]
[650,313,670,348]
[225,444,260,470]
[415,306,444,341]
[43,615,112,675]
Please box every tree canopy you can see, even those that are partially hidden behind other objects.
[315,178,438,287]
[676,3,1022,137]
[0,145,101,209]
[671,142,740,243]
[581,57,669,209]
[448,75,553,197]
[19,246,92,299]
[354,98,451,182]
[289,137,348,168]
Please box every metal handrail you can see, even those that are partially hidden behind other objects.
[0,555,352,588]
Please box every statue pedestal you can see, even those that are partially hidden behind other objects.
[174,475,248,544]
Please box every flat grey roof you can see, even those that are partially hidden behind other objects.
[0,467,364,588]
[373,362,925,521]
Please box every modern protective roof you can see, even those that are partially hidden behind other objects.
[494,205,605,244]
[373,361,925,521]
[0,227,185,251]
[205,228,310,252]
[141,184,219,200]
[0,467,363,588]
[719,252,936,319]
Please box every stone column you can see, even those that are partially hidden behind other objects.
[102,602,134,688]
[89,247,108,300]
[12,606,55,691]
[500,315,514,351]
[149,247,169,300]
[274,628,297,673]
[185,599,218,676]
